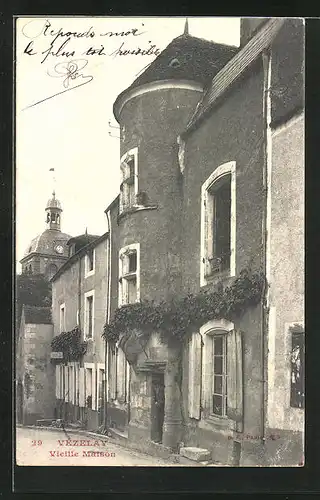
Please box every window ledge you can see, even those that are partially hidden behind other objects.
[200,271,235,292]
[200,413,232,431]
[118,204,158,223]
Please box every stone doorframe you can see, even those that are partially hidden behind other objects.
[135,352,182,450]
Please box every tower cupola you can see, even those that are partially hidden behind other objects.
[45,190,62,231]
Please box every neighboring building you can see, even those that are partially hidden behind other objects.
[50,232,109,431]
[16,305,54,425]
[103,18,304,466]
[20,191,72,280]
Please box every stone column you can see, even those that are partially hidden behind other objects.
[162,340,182,450]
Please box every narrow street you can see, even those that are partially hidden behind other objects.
[16,427,176,466]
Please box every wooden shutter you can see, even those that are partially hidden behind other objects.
[188,333,202,419]
[117,348,127,403]
[227,330,243,431]
[75,364,79,406]
[55,365,60,399]
[92,367,97,411]
[64,366,69,402]
[79,367,85,407]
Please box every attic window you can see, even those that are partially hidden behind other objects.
[169,58,181,68]
[28,246,32,253]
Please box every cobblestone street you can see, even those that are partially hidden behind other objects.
[16,427,176,466]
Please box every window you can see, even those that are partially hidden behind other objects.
[212,335,228,416]
[85,248,95,276]
[84,291,94,339]
[85,363,96,410]
[119,243,140,306]
[201,161,236,286]
[290,326,305,409]
[197,320,243,427]
[119,147,138,213]
[60,303,65,333]
[85,366,93,408]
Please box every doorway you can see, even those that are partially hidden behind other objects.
[151,373,165,443]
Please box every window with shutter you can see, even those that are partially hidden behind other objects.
[200,319,236,421]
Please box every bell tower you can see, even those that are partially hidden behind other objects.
[45,190,62,231]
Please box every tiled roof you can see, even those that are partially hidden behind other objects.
[23,305,52,324]
[130,34,238,89]
[114,34,238,119]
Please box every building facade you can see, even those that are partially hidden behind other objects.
[51,232,109,431]
[102,18,304,466]
[16,305,55,425]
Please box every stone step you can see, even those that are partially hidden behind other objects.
[179,446,212,463]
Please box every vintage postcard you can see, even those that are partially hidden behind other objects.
[15,16,305,468]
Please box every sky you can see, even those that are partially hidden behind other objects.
[16,16,240,271]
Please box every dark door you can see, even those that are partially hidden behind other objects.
[151,373,165,443]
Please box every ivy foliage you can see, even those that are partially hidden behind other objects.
[51,327,87,361]
[103,268,265,344]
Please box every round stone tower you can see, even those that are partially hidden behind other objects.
[111,23,238,451]
[113,24,238,303]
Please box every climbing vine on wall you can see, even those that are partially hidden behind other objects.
[51,327,87,361]
[103,268,266,344]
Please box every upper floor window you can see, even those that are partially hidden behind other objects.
[85,248,95,277]
[60,303,65,333]
[119,147,138,214]
[84,291,94,340]
[119,243,140,306]
[200,161,236,286]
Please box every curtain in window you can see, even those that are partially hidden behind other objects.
[227,330,243,431]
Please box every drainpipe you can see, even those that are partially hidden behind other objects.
[261,49,272,451]
[104,209,112,432]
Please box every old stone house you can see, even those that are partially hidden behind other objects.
[50,232,109,431]
[16,305,55,425]
[102,17,304,466]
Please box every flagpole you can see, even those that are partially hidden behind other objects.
[49,167,56,195]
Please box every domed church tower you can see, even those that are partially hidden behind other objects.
[20,190,72,280]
